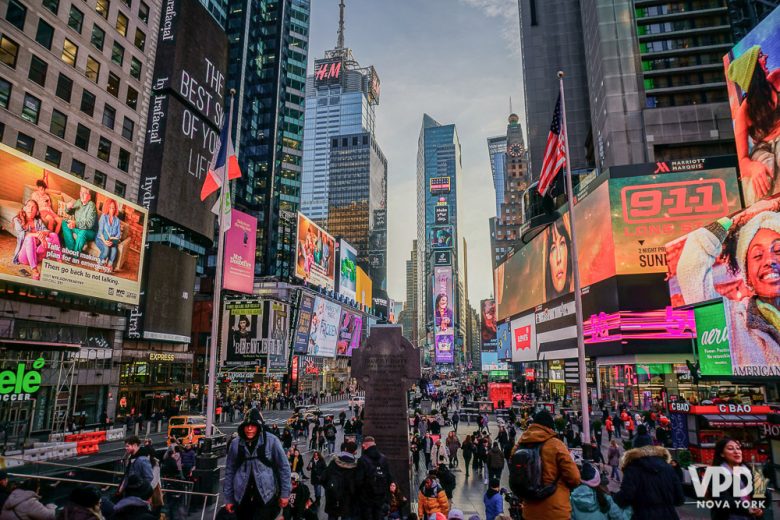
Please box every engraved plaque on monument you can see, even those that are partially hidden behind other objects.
[351,325,421,500]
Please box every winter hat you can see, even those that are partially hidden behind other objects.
[736,211,780,283]
[637,424,648,436]
[70,486,101,508]
[291,472,301,482]
[728,45,761,93]
[238,408,264,440]
[489,478,501,489]
[448,509,465,520]
[532,409,555,430]
[580,462,601,488]
[125,475,153,500]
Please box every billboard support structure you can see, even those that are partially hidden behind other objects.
[206,91,235,437]
[558,72,590,445]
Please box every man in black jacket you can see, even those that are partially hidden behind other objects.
[355,437,393,520]
[613,442,685,520]
[320,441,358,520]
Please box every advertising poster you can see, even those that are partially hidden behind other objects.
[694,301,732,376]
[267,301,289,373]
[536,294,579,360]
[338,239,357,301]
[222,300,263,364]
[307,296,340,358]
[496,321,511,361]
[433,267,454,335]
[139,244,196,342]
[295,213,336,291]
[0,145,147,304]
[434,205,449,224]
[430,226,454,249]
[723,7,780,206]
[481,299,497,350]
[511,312,537,362]
[293,293,315,354]
[480,351,509,372]
[610,167,740,275]
[429,176,451,193]
[223,210,256,294]
[433,251,452,266]
[356,266,373,307]
[336,309,363,356]
[666,194,780,377]
[435,334,454,364]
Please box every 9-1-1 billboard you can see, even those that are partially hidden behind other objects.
[0,145,147,304]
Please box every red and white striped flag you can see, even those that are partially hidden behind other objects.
[537,94,567,196]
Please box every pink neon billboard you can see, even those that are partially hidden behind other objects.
[223,209,257,294]
[584,307,696,343]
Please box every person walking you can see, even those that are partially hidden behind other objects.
[612,435,684,520]
[417,472,449,519]
[605,416,614,442]
[410,434,421,472]
[306,451,327,507]
[223,409,292,520]
[355,437,393,520]
[632,425,652,449]
[431,439,450,468]
[607,440,621,483]
[461,435,474,478]
[483,479,504,520]
[512,409,581,520]
[487,442,505,483]
[284,473,311,520]
[386,483,407,520]
[423,432,434,469]
[452,411,460,433]
[320,440,359,520]
[445,432,461,468]
[111,476,157,520]
[118,436,153,497]
[570,463,631,520]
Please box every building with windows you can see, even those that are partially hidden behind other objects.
[199,0,227,28]
[400,239,418,345]
[487,135,507,216]
[227,0,310,280]
[0,0,157,199]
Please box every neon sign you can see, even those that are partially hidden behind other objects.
[314,60,342,82]
[0,358,44,401]
[584,307,696,343]
[621,179,729,224]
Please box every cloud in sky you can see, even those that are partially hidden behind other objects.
[307,0,524,306]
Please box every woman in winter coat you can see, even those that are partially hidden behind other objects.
[570,463,631,520]
[497,426,509,449]
[461,435,474,477]
[410,434,421,471]
[445,431,461,468]
[709,437,765,520]
[431,440,449,468]
[607,440,621,482]
[387,482,408,520]
[0,480,55,520]
[417,474,449,519]
[306,451,327,504]
[487,442,505,483]
[288,448,307,478]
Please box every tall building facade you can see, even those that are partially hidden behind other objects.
[401,239,418,344]
[227,0,310,279]
[416,114,462,364]
[487,135,507,215]
[199,0,227,27]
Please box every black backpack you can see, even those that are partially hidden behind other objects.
[366,456,389,497]
[508,439,559,501]
[324,464,348,507]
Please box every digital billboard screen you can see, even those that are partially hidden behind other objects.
[666,194,780,377]
[511,312,537,362]
[140,244,195,342]
[292,293,315,354]
[435,334,455,364]
[0,145,147,304]
[481,299,497,350]
[433,251,452,266]
[434,205,449,224]
[223,209,256,294]
[429,177,451,194]
[356,266,373,307]
[433,266,454,364]
[295,213,336,291]
[496,321,511,361]
[308,296,340,358]
[338,239,357,301]
[723,7,780,207]
[336,309,363,356]
[430,226,454,249]
[267,301,289,373]
[313,58,344,86]
[222,300,263,364]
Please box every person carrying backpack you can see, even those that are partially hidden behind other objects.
[417,472,449,519]
[570,462,631,520]
[319,440,359,520]
[356,437,393,520]
[324,422,337,454]
[223,409,292,520]
[509,409,580,520]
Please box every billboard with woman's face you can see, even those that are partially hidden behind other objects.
[724,7,780,207]
[295,213,336,291]
[666,194,780,376]
[0,145,147,304]
[480,299,497,350]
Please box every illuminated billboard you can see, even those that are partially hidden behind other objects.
[433,251,452,266]
[666,194,780,377]
[308,296,340,358]
[723,7,780,207]
[338,239,357,301]
[356,266,373,307]
[511,312,537,362]
[429,177,451,194]
[295,213,336,291]
[481,299,497,350]
[313,58,344,86]
[267,301,290,373]
[433,266,454,364]
[336,309,363,356]
[434,205,449,224]
[496,321,511,361]
[223,210,256,294]
[430,226,454,249]
[222,300,263,364]
[435,334,455,364]
[293,293,315,354]
[0,145,147,304]
[481,351,509,372]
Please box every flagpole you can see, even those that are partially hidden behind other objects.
[206,89,235,437]
[557,71,591,446]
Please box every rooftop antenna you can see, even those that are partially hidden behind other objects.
[509,96,513,114]
[336,0,346,50]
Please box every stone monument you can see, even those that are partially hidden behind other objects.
[351,325,420,500]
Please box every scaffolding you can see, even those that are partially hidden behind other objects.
[49,349,76,435]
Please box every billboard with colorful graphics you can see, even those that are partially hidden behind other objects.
[338,239,357,301]
[435,333,455,364]
[496,321,511,361]
[267,301,290,373]
[293,292,315,354]
[336,309,363,356]
[223,209,256,294]
[511,312,537,362]
[0,145,147,304]
[222,300,263,364]
[356,266,373,308]
[481,299,497,350]
[307,296,340,358]
[433,266,454,364]
[295,213,336,291]
[694,301,732,377]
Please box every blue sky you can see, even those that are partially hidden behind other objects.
[307,0,524,306]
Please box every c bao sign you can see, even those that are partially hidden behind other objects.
[0,358,44,401]
[669,402,691,413]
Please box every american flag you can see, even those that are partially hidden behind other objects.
[537,93,567,196]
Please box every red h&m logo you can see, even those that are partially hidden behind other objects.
[315,61,342,81]
[654,162,671,173]
[514,325,531,350]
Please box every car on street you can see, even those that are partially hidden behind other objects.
[349,395,365,408]
[286,405,321,426]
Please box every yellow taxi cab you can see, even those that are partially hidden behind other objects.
[167,415,222,445]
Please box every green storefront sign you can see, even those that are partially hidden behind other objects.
[0,357,44,401]
[694,302,732,376]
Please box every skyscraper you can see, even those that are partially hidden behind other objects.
[301,1,380,226]
[227,0,310,279]
[417,114,462,365]
[487,135,507,215]
[402,240,419,345]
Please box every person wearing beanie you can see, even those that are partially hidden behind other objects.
[483,478,503,520]
[728,44,780,206]
[447,509,465,520]
[675,205,780,367]
[319,441,359,519]
[55,487,102,520]
[224,408,292,520]
[512,409,580,520]
[569,463,631,520]
[111,476,156,520]
[613,443,684,520]
[632,424,653,449]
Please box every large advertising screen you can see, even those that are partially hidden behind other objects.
[433,266,454,364]
[292,293,315,354]
[430,226,454,249]
[693,301,732,377]
[511,312,537,362]
[356,266,373,307]
[223,209,256,294]
[307,296,340,358]
[724,7,780,207]
[336,309,363,356]
[295,213,336,291]
[140,244,195,342]
[267,301,289,373]
[0,145,147,304]
[338,239,357,301]
[435,334,455,364]
[222,300,263,364]
[496,321,511,361]
[480,351,509,372]
[667,195,780,377]
[481,299,497,350]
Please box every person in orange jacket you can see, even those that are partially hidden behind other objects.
[626,417,635,440]
[417,472,449,519]
[605,416,614,441]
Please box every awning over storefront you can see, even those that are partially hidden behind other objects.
[0,339,81,351]
[703,414,767,427]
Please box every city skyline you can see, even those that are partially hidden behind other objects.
[308,0,524,305]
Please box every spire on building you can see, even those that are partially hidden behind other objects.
[336,0,346,50]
